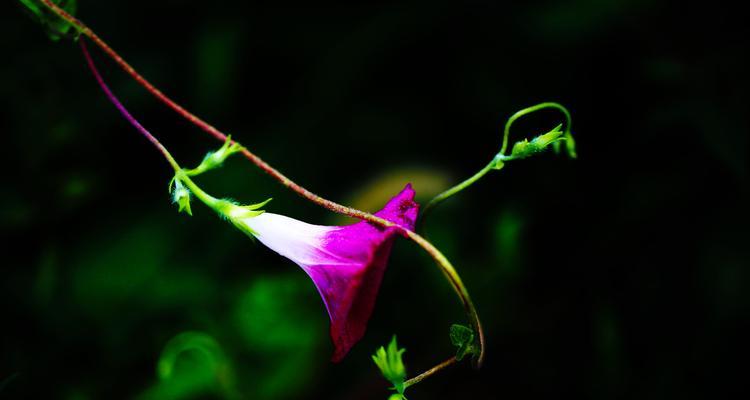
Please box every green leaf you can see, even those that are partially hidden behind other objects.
[18,0,79,42]
[19,0,42,16]
[450,324,477,361]
[372,336,407,395]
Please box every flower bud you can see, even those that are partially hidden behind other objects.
[509,124,565,159]
[185,136,244,176]
[372,336,407,394]
[170,178,192,216]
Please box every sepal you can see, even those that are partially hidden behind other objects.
[215,198,272,236]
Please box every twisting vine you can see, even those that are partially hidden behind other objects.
[40,0,484,380]
[22,1,578,396]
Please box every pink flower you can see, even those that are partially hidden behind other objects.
[235,184,419,361]
[78,37,420,362]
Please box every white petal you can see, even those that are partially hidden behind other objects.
[240,213,341,266]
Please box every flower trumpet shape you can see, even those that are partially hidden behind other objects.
[235,184,418,361]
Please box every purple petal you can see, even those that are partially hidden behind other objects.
[242,184,418,361]
[311,184,418,361]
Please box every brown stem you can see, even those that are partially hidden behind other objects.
[39,0,485,368]
[404,357,458,389]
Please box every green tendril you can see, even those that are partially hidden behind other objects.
[501,102,576,159]
[420,102,576,223]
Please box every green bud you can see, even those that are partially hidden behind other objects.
[184,136,244,176]
[372,336,407,395]
[169,177,192,216]
[509,124,565,160]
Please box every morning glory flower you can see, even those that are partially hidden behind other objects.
[226,184,419,361]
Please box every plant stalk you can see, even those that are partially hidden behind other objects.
[43,0,486,369]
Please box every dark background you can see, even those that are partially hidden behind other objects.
[2,1,748,399]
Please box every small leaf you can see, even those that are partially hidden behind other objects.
[372,336,407,395]
[450,324,477,361]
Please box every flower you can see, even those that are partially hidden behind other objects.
[233,184,419,361]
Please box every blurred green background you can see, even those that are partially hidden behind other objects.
[2,1,748,399]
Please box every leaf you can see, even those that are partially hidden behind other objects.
[450,324,477,361]
[18,0,42,16]
[17,0,79,42]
